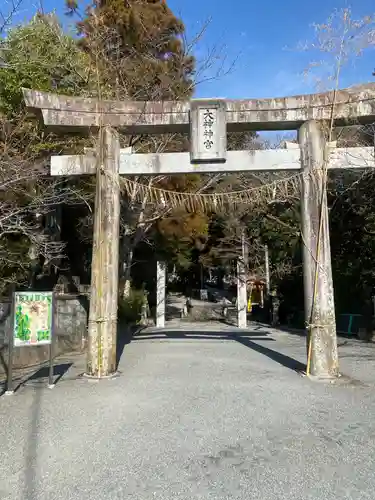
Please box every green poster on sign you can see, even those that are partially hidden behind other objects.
[13,292,53,347]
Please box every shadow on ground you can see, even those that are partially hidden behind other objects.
[23,363,73,387]
[117,327,306,374]
[0,362,73,396]
[116,324,146,369]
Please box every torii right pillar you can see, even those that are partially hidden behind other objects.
[299,120,339,378]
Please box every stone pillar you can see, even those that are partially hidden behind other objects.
[156,261,166,328]
[86,126,121,377]
[299,120,339,378]
[237,259,247,329]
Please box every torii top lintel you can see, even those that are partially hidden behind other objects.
[22,84,375,134]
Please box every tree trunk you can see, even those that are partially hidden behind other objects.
[119,181,150,298]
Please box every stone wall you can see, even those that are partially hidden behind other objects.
[0,293,88,375]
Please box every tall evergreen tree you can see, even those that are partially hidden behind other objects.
[67,0,195,100]
[64,1,201,295]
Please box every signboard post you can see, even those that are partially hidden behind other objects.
[5,286,16,395]
[5,290,55,395]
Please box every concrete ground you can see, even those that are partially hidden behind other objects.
[1,322,375,500]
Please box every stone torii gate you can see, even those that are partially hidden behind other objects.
[23,85,375,379]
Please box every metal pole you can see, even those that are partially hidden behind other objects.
[264,244,270,294]
[241,229,245,266]
[241,227,249,271]
[5,286,16,395]
[48,292,56,389]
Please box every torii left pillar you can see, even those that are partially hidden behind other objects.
[87,126,121,377]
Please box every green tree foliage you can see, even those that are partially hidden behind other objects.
[0,13,94,156]
[329,170,375,313]
[3,3,375,328]
[0,13,92,116]
[0,14,94,291]
[64,1,209,288]
[157,210,209,268]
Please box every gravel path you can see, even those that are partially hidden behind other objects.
[1,322,375,500]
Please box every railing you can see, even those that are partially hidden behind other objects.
[336,313,364,336]
[283,310,364,336]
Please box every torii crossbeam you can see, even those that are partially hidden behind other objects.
[23,84,375,132]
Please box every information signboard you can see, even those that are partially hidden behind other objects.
[5,290,55,395]
[13,291,53,346]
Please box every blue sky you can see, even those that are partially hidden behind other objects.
[5,0,375,100]
[167,0,375,98]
